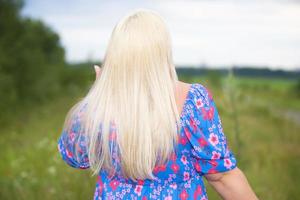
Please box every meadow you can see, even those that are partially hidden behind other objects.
[0,75,299,200]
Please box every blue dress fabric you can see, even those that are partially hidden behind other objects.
[57,83,237,200]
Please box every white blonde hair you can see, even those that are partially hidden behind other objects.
[63,8,180,181]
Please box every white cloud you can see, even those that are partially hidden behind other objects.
[22,0,300,69]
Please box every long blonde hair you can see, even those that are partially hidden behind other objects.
[63,8,180,181]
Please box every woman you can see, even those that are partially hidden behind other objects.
[57,8,258,200]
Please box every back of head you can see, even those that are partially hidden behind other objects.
[63,8,180,181]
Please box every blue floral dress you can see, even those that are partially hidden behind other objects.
[57,83,237,200]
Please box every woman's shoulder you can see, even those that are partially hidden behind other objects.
[177,81,210,93]
[189,82,214,106]
[176,81,213,104]
[177,81,214,122]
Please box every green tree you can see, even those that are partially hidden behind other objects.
[0,0,66,123]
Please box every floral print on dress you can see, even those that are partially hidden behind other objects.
[57,83,237,199]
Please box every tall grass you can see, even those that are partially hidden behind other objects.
[223,68,242,160]
[0,76,299,199]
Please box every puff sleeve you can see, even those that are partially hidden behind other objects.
[57,102,90,169]
[187,83,237,175]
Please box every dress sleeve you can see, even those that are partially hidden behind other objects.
[187,83,237,175]
[57,101,90,169]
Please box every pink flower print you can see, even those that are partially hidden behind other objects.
[196,185,202,194]
[193,185,202,199]
[211,151,221,159]
[97,176,104,195]
[153,164,166,173]
[208,160,218,167]
[194,162,201,172]
[180,189,189,200]
[171,163,179,173]
[196,98,204,108]
[181,155,188,165]
[208,133,219,146]
[208,168,218,174]
[164,196,172,200]
[224,158,233,169]
[134,185,143,196]
[189,118,197,132]
[202,106,214,120]
[159,164,166,171]
[178,135,188,145]
[198,137,208,147]
[109,179,119,191]
[183,171,190,181]
[65,148,73,158]
[137,179,144,185]
[184,127,191,140]
[170,183,177,189]
[170,152,177,161]
[208,106,214,119]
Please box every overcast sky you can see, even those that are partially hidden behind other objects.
[22,0,300,70]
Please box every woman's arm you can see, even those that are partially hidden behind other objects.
[204,167,259,200]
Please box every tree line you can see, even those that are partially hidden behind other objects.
[0,0,92,125]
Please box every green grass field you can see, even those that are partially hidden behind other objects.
[0,76,299,199]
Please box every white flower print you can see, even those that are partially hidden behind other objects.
[183,171,190,181]
[211,151,221,159]
[224,158,233,169]
[196,98,204,108]
[181,155,188,165]
[170,183,177,190]
[208,133,219,146]
[134,185,143,196]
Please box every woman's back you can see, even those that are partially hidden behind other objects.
[57,82,237,199]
